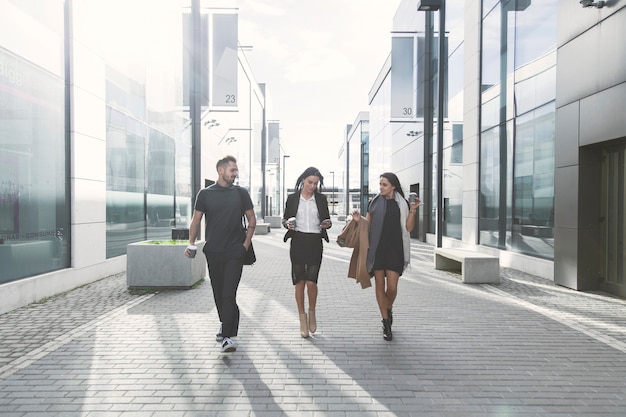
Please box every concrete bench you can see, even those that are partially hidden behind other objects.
[254,223,271,235]
[265,216,283,228]
[434,248,500,284]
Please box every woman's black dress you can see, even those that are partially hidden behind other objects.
[371,198,404,274]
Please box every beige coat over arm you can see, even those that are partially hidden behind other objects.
[337,218,372,289]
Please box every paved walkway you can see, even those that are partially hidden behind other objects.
[1,222,626,416]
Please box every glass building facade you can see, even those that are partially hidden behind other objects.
[0,0,69,284]
[364,1,465,243]
[0,0,268,311]
[479,0,557,259]
[85,0,192,257]
[358,0,578,285]
[350,0,626,296]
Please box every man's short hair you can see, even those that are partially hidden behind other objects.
[216,155,237,170]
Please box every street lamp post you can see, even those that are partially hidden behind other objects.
[418,0,445,248]
[282,155,290,214]
[329,171,335,215]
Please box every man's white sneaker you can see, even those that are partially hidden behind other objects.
[215,324,223,342]
[220,337,237,353]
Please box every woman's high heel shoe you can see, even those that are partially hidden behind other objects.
[299,313,309,338]
[382,318,392,341]
[308,309,317,334]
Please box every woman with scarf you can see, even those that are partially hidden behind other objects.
[282,167,332,338]
[352,172,420,341]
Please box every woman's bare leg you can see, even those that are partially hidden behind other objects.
[373,270,389,319]
[306,281,318,310]
[295,280,306,314]
[385,270,400,309]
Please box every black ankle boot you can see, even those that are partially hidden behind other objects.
[387,308,393,326]
[382,318,392,341]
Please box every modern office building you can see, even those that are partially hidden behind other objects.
[348,0,626,297]
[0,0,271,313]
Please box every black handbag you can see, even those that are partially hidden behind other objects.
[244,239,256,265]
[238,187,256,266]
[242,214,256,265]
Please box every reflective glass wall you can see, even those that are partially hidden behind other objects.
[0,0,69,284]
[479,0,557,259]
[72,0,190,257]
[368,66,392,198]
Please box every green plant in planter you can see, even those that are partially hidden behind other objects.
[147,240,187,245]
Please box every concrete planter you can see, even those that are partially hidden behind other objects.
[126,240,206,289]
[265,216,283,228]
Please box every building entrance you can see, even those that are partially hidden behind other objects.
[600,144,626,297]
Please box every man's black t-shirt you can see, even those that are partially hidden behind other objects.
[194,184,254,252]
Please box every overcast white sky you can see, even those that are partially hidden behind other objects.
[236,0,400,188]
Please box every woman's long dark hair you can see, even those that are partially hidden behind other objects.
[380,172,405,198]
[295,166,325,191]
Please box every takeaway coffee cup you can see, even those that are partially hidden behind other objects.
[288,217,296,228]
[187,245,197,258]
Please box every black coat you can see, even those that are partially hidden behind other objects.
[282,191,331,242]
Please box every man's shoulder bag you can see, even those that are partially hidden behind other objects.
[237,186,256,266]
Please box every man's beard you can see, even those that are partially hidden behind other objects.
[222,174,235,185]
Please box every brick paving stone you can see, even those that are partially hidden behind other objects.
[1,221,626,416]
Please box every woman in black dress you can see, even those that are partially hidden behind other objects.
[352,172,420,341]
[283,167,332,338]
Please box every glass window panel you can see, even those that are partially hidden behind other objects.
[479,127,500,247]
[534,66,556,110]
[1,0,64,76]
[0,10,70,284]
[511,102,555,259]
[447,47,464,111]
[482,0,499,17]
[146,128,176,241]
[514,1,557,69]
[481,96,500,130]
[481,7,502,92]
[443,146,462,240]
[175,135,192,225]
[480,1,557,258]
[93,1,190,256]
[106,108,146,257]
[361,126,370,214]
[515,66,556,115]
